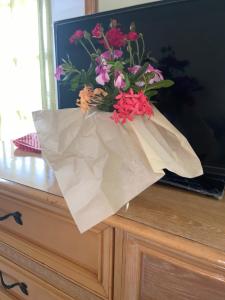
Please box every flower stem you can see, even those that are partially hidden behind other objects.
[136,40,140,65]
[128,41,134,66]
[102,32,113,55]
[87,38,98,53]
[143,74,148,93]
[140,34,145,63]
[79,40,92,58]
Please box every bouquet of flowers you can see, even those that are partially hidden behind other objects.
[33,19,202,232]
[55,19,174,124]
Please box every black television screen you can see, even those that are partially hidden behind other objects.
[54,0,225,196]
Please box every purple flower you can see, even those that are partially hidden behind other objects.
[128,65,144,87]
[128,65,141,74]
[94,49,124,87]
[101,50,123,60]
[149,70,164,84]
[95,50,123,65]
[112,50,123,59]
[95,63,111,86]
[146,64,155,73]
[114,71,126,90]
[135,81,145,87]
[146,64,164,84]
[101,51,112,60]
[54,65,64,80]
[128,64,164,86]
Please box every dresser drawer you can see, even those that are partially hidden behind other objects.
[0,194,113,299]
[0,255,74,300]
[0,289,17,300]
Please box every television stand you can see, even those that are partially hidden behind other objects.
[160,171,225,200]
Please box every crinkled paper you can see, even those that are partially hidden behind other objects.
[33,107,203,232]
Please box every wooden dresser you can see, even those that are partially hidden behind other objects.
[0,141,225,300]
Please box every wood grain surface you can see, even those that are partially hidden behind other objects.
[117,184,225,251]
[140,253,225,300]
[1,144,225,300]
[1,141,225,253]
[0,255,75,300]
[0,242,104,300]
[114,232,225,300]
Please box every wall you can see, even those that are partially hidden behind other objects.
[98,0,159,12]
[51,0,84,22]
[51,1,160,21]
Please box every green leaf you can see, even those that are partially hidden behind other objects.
[61,58,69,64]
[145,90,158,98]
[80,69,87,83]
[114,61,124,71]
[146,80,174,90]
[61,57,74,68]
[124,74,131,91]
[97,94,117,112]
[87,62,95,76]
[70,74,81,91]
[62,74,72,82]
[144,72,155,81]
[90,53,98,59]
[132,85,141,93]
[123,58,130,65]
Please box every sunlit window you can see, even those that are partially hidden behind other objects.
[0,0,42,141]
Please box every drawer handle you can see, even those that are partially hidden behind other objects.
[0,271,28,295]
[0,211,23,225]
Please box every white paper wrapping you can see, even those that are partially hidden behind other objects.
[33,107,203,232]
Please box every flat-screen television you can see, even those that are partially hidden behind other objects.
[54,0,225,198]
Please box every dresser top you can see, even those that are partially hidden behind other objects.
[1,141,225,253]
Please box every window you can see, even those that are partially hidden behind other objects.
[0,0,56,141]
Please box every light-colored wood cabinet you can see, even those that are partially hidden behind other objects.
[1,143,225,299]
[114,230,225,300]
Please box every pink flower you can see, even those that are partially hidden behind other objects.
[95,49,123,85]
[113,50,123,58]
[92,23,102,38]
[146,64,155,73]
[101,50,123,60]
[126,31,139,41]
[54,65,64,80]
[147,64,164,84]
[128,65,141,74]
[100,28,126,49]
[111,110,120,124]
[128,65,144,86]
[111,89,153,124]
[128,64,164,85]
[95,63,111,86]
[101,51,112,60]
[114,71,126,90]
[69,30,84,44]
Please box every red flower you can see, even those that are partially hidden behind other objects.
[92,23,102,38]
[111,89,153,124]
[100,28,126,49]
[69,30,84,43]
[126,31,139,41]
